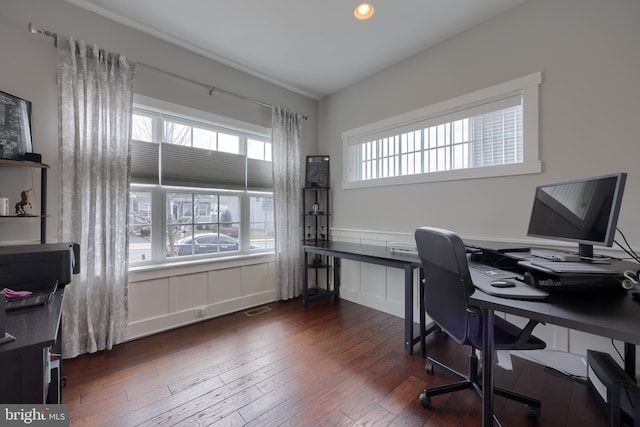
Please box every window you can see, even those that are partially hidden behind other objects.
[128,96,274,265]
[342,73,542,189]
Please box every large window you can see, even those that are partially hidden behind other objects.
[342,73,542,189]
[128,96,273,265]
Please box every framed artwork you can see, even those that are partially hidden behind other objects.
[0,91,33,160]
[305,155,330,188]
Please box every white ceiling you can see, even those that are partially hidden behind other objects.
[63,0,527,99]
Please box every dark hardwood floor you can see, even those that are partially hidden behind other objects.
[62,298,607,427]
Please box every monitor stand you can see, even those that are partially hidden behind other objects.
[578,243,594,259]
[530,248,580,262]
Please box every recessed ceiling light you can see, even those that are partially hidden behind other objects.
[354,3,375,20]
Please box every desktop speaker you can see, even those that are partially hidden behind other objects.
[586,350,640,427]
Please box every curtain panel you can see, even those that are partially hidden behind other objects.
[272,106,303,300]
[57,37,136,358]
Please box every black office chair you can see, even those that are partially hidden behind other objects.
[415,226,545,423]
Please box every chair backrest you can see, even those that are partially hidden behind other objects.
[414,227,476,344]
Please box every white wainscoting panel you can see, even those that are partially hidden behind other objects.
[127,258,277,340]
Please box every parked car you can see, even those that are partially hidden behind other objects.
[171,233,240,256]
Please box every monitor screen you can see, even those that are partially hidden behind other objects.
[527,173,626,257]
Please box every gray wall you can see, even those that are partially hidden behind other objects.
[0,0,317,244]
[319,0,640,247]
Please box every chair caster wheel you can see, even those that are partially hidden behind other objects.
[425,362,434,375]
[419,391,432,408]
[525,405,541,419]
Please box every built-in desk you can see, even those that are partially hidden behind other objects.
[0,288,64,403]
[302,241,438,354]
[471,288,640,426]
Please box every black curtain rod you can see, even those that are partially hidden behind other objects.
[28,23,309,120]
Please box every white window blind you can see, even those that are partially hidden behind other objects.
[130,108,272,190]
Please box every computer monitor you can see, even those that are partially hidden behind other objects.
[527,172,627,259]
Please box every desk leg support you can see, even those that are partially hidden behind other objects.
[625,343,637,382]
[405,266,415,354]
[334,257,341,298]
[420,269,426,358]
[481,307,497,427]
[302,249,309,308]
[417,268,440,358]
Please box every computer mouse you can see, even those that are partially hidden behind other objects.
[490,280,517,288]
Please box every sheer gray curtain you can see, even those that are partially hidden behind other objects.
[57,37,136,358]
[272,106,303,300]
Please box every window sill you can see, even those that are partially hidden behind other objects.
[342,161,542,190]
[129,251,275,282]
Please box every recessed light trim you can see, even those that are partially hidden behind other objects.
[354,3,375,20]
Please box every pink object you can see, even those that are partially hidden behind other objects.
[0,288,33,299]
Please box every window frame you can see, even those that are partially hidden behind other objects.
[129,95,274,267]
[342,72,542,189]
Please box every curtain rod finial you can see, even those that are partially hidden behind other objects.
[209,87,216,96]
[28,22,57,40]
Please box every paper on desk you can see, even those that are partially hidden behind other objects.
[475,349,514,370]
[496,350,513,370]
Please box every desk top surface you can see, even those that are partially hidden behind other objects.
[303,241,421,266]
[470,288,640,345]
[0,288,64,354]
[304,240,640,344]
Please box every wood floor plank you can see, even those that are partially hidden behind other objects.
[62,297,608,427]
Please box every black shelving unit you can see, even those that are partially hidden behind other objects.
[301,187,337,304]
[0,158,49,243]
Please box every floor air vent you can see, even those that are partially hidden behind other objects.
[244,306,272,317]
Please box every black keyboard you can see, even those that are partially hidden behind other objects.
[467,261,520,280]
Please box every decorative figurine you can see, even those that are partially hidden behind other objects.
[14,189,32,216]
[311,203,320,214]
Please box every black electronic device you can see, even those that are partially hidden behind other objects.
[23,152,42,163]
[587,350,639,427]
[527,172,627,259]
[0,242,79,288]
[517,260,626,291]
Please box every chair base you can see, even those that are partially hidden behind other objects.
[419,349,541,425]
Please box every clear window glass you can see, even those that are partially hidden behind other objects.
[164,121,192,146]
[164,192,243,258]
[249,195,275,250]
[132,114,153,142]
[248,138,272,161]
[218,133,240,154]
[129,190,152,263]
[193,127,217,151]
[218,194,240,242]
